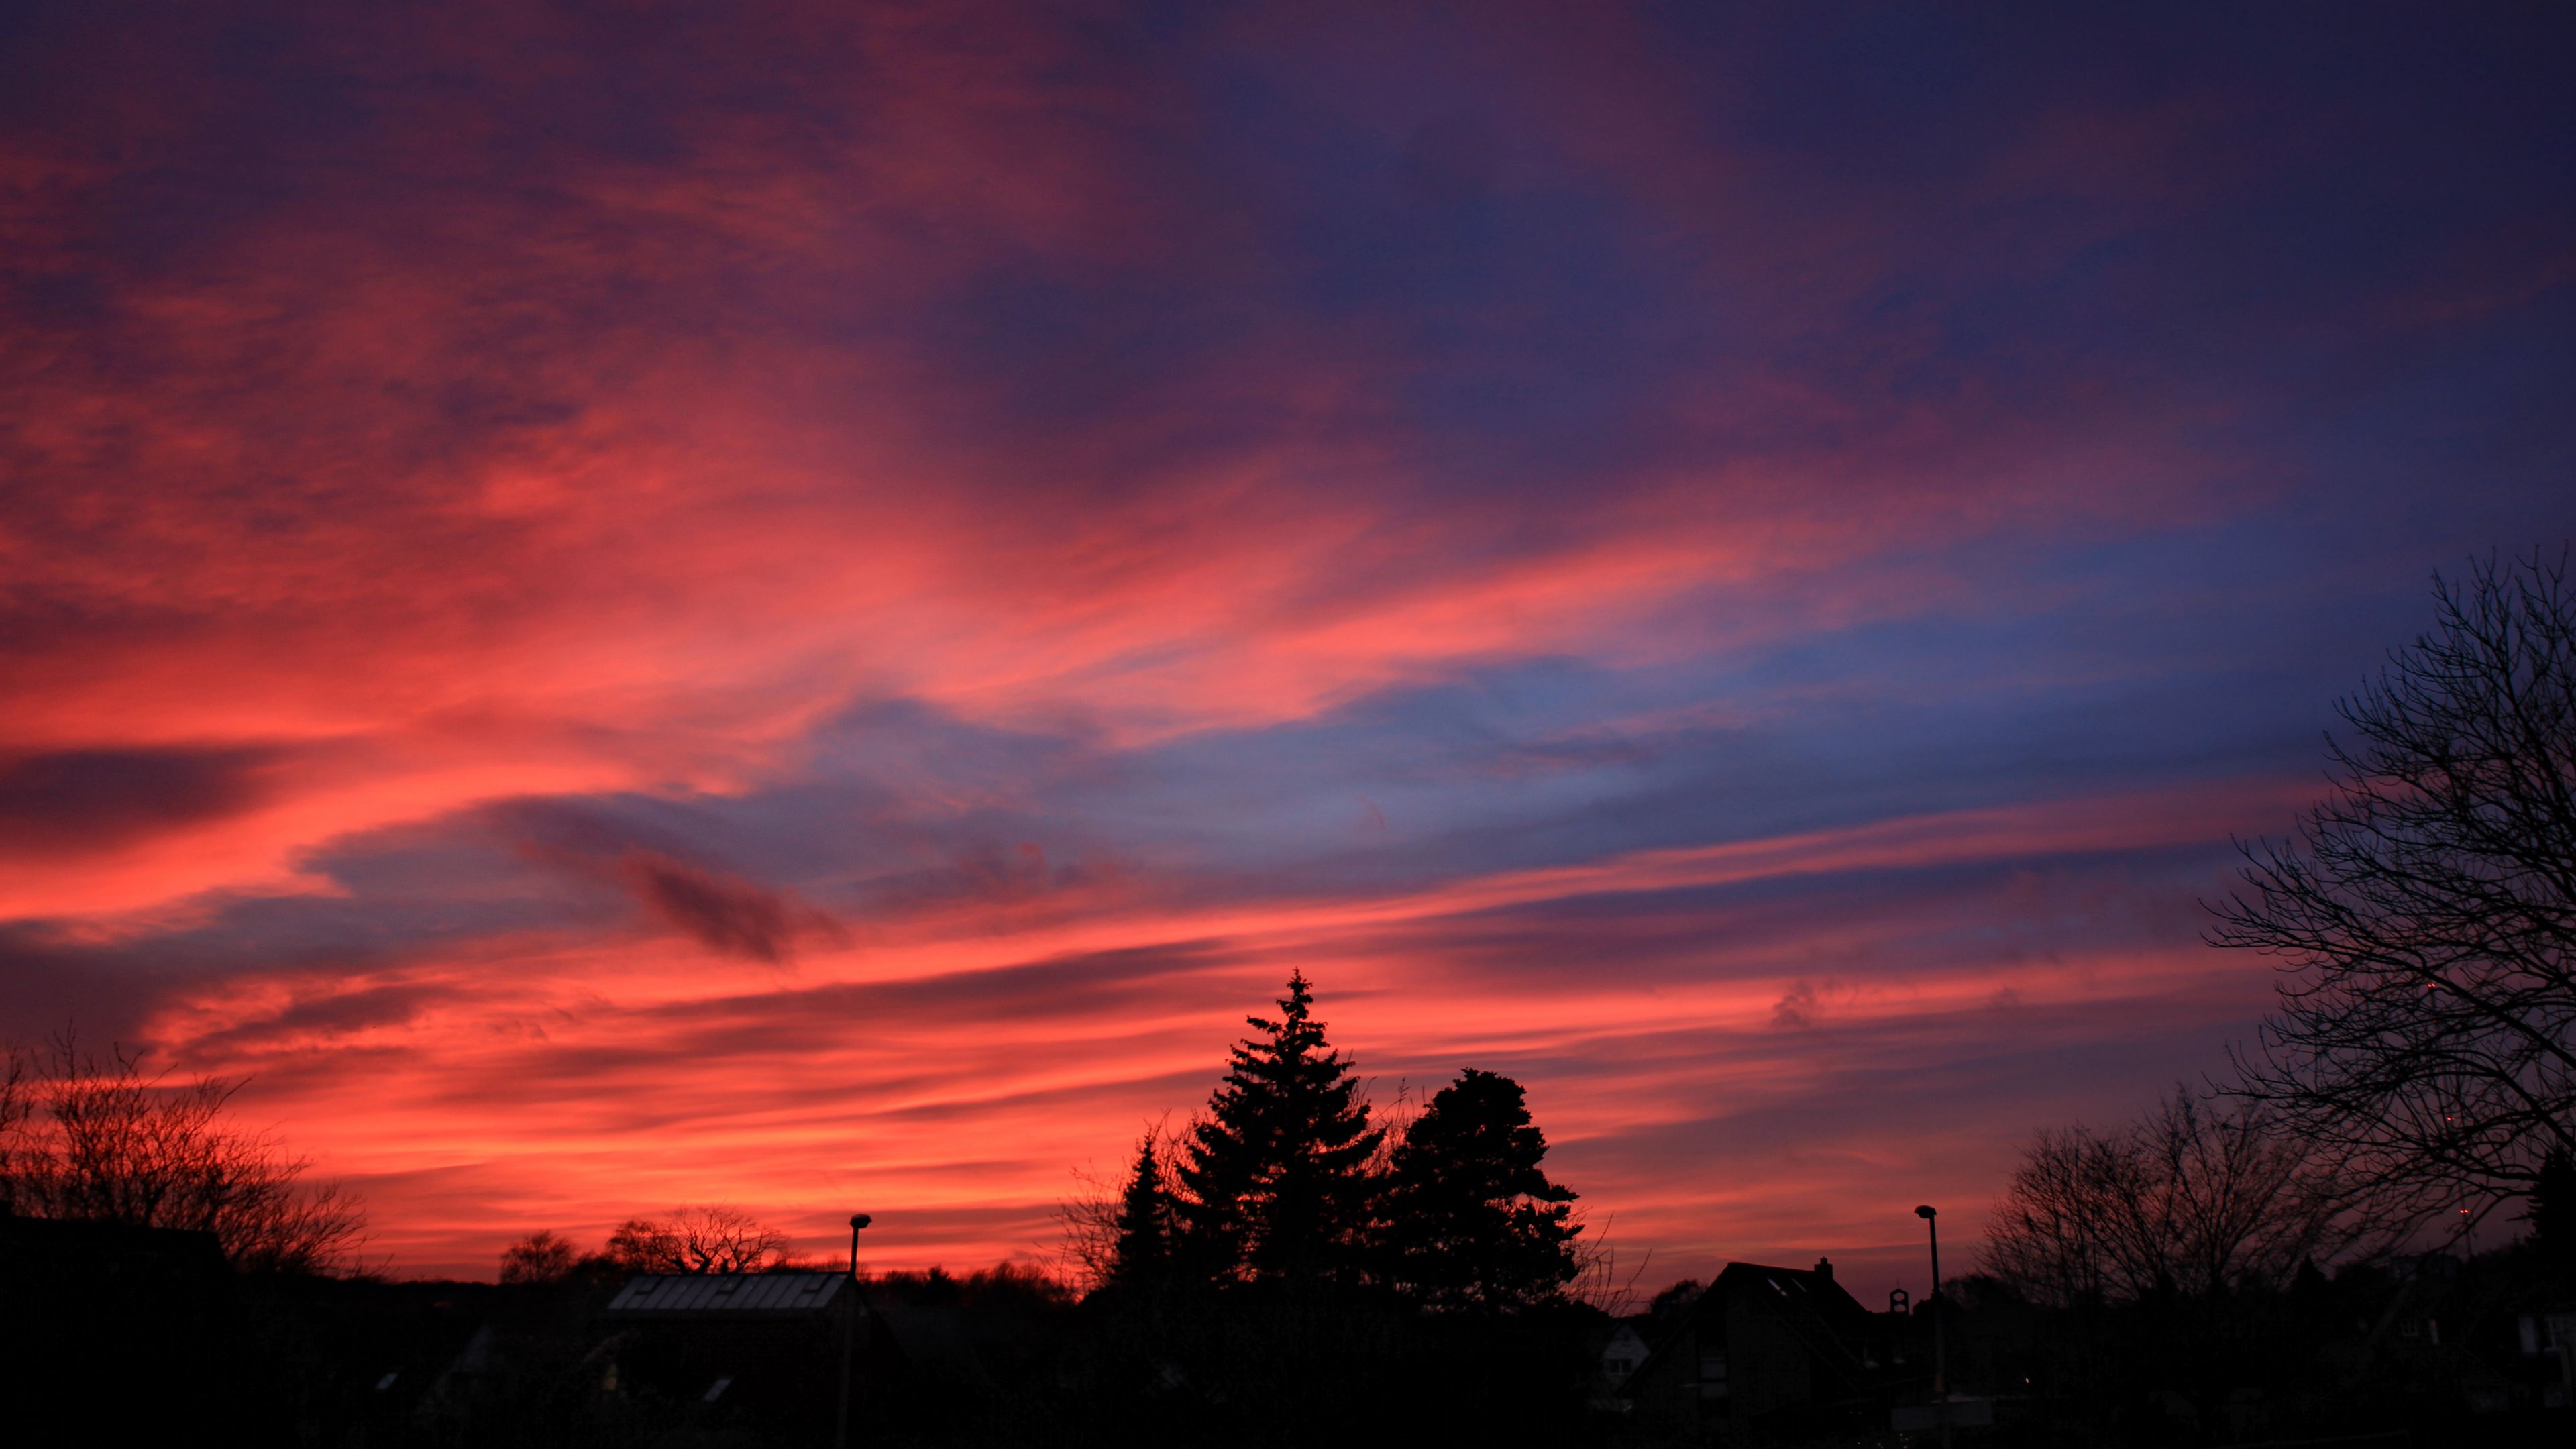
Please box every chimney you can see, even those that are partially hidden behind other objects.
[1813,1256,1833,1283]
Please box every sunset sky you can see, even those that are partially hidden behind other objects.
[3,3,2572,1301]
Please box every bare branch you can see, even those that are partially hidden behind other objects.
[0,1029,366,1273]
[2210,549,2576,1232]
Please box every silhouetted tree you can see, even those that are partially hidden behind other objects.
[1381,1069,1580,1311]
[2212,551,2576,1233]
[1177,971,1384,1285]
[1106,1128,1183,1294]
[498,1227,582,1283]
[1649,1278,1705,1319]
[606,1204,792,1273]
[0,1031,364,1273]
[1982,1088,2347,1307]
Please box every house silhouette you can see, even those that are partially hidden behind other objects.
[1615,1258,1917,1438]
[603,1271,872,1438]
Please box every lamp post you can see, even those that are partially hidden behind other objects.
[1916,1204,1949,1449]
[835,1212,871,1449]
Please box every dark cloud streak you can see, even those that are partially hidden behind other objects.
[0,745,284,856]
[616,848,838,963]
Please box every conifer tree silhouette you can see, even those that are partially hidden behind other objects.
[1383,1068,1580,1310]
[1177,971,1384,1285]
[1106,1128,1181,1294]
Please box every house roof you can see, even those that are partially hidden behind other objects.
[1711,1260,1874,1329]
[1622,1260,1890,1406]
[605,1271,855,1318]
[1709,1261,1881,1385]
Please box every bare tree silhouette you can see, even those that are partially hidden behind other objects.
[1983,1089,2349,1307]
[2212,550,2576,1234]
[606,1203,793,1273]
[0,1030,364,1273]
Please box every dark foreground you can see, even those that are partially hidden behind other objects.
[5,1216,2569,1448]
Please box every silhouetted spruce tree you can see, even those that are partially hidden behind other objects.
[1382,1068,1580,1310]
[1106,1128,1181,1294]
[1177,971,1384,1285]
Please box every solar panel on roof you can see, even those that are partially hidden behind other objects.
[608,1271,850,1316]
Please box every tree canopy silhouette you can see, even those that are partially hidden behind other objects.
[605,1204,793,1273]
[0,1031,364,1273]
[1381,1068,1580,1311]
[2212,550,2576,1230]
[1176,971,1383,1285]
[498,1227,583,1283]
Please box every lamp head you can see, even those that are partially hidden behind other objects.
[849,1213,873,1231]
[1914,1204,1937,1220]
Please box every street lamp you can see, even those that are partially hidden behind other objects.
[1916,1203,1949,1446]
[836,1213,872,1449]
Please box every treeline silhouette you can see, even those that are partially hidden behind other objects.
[500,1205,802,1281]
[5,971,2571,1446]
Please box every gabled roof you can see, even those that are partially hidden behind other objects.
[1711,1260,1874,1330]
[605,1271,855,1318]
[1707,1262,1880,1384]
[1623,1260,1889,1406]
